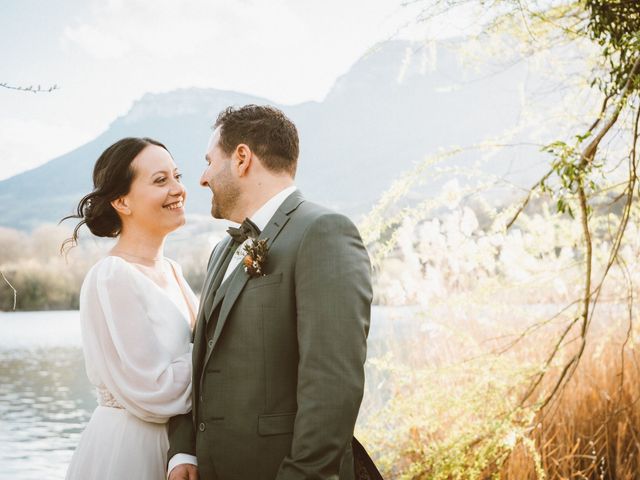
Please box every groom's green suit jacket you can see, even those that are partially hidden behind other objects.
[168,190,373,480]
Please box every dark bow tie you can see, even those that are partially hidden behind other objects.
[227,218,261,244]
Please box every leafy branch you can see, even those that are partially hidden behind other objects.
[505,2,640,413]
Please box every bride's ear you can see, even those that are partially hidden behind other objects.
[110,196,131,216]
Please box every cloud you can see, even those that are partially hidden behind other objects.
[60,0,339,104]
[64,24,130,59]
[63,0,304,61]
[59,0,421,104]
[0,118,93,181]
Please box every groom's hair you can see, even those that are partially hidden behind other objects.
[214,105,299,177]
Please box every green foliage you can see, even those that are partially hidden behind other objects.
[586,0,640,95]
[536,0,640,220]
[540,132,600,218]
[358,299,548,479]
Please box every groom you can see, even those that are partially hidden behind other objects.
[168,105,373,480]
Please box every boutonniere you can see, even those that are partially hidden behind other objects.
[242,238,269,277]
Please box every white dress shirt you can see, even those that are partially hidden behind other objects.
[223,184,298,282]
[167,185,297,478]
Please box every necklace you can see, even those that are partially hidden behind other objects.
[110,250,164,264]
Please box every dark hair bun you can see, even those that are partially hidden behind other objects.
[82,195,122,238]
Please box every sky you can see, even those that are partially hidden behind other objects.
[0,0,476,181]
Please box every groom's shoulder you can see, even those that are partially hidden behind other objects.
[295,198,333,217]
[293,198,359,234]
[295,198,341,222]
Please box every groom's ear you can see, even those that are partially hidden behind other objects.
[110,196,132,216]
[234,143,253,177]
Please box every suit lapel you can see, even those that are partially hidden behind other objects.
[193,239,229,344]
[209,262,238,316]
[204,190,305,359]
[201,237,236,321]
[193,235,245,417]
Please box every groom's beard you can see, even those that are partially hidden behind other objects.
[210,181,240,220]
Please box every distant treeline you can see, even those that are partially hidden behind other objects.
[0,224,213,311]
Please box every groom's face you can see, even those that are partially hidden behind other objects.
[201,128,240,220]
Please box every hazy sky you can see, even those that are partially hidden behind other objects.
[1,0,473,181]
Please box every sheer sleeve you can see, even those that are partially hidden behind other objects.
[80,257,192,423]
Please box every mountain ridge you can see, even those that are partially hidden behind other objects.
[0,40,540,230]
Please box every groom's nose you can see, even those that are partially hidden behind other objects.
[200,171,210,188]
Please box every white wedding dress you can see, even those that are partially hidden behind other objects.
[66,256,197,480]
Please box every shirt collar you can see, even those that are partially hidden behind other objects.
[248,185,298,232]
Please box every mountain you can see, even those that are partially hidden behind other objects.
[0,40,542,230]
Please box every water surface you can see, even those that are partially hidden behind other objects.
[0,307,408,479]
[0,311,94,479]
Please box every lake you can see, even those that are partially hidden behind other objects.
[0,306,420,479]
[0,311,92,480]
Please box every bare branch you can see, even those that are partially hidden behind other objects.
[506,168,553,229]
[0,82,60,94]
[0,270,17,311]
[581,56,640,164]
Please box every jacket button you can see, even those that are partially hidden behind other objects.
[199,422,206,432]
[208,340,214,348]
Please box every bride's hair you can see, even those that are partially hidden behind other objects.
[60,137,169,253]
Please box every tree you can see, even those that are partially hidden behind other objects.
[360,0,640,476]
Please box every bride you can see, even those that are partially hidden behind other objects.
[62,137,197,480]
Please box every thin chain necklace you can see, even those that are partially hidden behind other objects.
[111,250,164,264]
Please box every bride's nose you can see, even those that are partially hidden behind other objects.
[169,180,186,197]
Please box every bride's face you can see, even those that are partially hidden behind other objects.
[115,144,187,235]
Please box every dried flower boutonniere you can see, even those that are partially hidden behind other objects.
[242,238,269,277]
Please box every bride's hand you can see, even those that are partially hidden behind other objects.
[169,464,198,480]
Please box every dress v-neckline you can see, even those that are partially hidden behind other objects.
[106,256,196,327]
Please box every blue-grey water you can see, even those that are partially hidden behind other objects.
[0,311,93,480]
[0,307,417,479]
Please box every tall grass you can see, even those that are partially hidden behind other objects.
[358,300,639,479]
[502,327,640,479]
